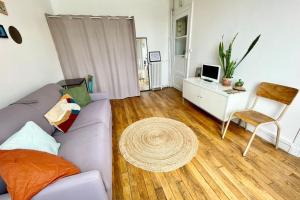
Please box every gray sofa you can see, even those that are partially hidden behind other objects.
[0,84,112,200]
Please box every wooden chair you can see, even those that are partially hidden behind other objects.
[222,82,298,156]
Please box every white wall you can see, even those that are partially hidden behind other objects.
[50,0,170,87]
[0,0,63,108]
[188,0,300,155]
[173,0,192,10]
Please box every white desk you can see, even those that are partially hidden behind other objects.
[183,77,249,132]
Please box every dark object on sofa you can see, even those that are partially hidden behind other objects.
[0,84,112,200]
[58,78,88,90]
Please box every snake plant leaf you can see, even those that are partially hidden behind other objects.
[225,60,236,78]
[219,42,225,69]
[230,33,239,48]
[236,34,261,67]
[225,33,238,72]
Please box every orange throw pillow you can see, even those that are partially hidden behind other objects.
[0,150,80,200]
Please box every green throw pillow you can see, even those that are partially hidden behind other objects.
[63,84,91,107]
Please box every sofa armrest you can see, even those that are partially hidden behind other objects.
[33,171,108,200]
[90,92,109,101]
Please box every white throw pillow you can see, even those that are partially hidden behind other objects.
[0,121,60,155]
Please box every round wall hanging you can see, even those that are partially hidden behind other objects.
[8,26,22,44]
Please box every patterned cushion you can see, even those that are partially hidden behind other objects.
[44,94,80,133]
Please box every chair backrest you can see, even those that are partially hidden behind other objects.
[256,82,298,105]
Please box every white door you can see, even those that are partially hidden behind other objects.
[172,8,192,91]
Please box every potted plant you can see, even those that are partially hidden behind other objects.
[219,33,261,86]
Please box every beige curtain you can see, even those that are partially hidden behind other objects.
[47,15,140,99]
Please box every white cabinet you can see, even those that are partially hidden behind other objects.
[183,78,249,130]
[182,81,200,105]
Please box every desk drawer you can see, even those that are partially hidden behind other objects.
[198,88,227,120]
[183,81,201,106]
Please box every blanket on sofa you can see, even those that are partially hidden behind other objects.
[0,149,80,200]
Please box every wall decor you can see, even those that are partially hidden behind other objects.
[0,25,8,38]
[195,67,201,77]
[9,26,22,44]
[149,51,161,62]
[0,1,8,15]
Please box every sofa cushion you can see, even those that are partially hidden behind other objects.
[54,124,111,192]
[68,99,111,132]
[0,84,63,140]
[0,193,9,200]
[17,84,62,115]
[0,104,54,144]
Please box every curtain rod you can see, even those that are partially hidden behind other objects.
[46,14,133,20]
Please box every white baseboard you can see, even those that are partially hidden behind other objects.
[289,143,300,157]
[234,120,299,157]
[255,126,291,152]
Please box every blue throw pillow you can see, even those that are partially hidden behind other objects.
[0,121,60,155]
[0,178,6,195]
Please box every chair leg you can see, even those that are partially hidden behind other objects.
[243,126,259,157]
[275,121,281,149]
[222,113,234,139]
[238,119,243,126]
[221,121,225,134]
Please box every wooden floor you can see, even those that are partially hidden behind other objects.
[112,88,300,200]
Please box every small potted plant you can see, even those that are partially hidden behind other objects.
[219,33,261,86]
[235,79,244,87]
[233,79,246,91]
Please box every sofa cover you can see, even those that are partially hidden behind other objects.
[0,84,112,200]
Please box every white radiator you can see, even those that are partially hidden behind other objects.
[149,62,162,90]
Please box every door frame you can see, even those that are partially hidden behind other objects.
[170,2,193,90]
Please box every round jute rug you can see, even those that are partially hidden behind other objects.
[119,117,199,172]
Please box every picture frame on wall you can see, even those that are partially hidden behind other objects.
[0,25,8,38]
[0,1,8,16]
[149,51,161,62]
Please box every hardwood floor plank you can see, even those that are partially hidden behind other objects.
[194,156,244,200]
[163,172,185,200]
[126,165,143,200]
[187,162,221,200]
[120,173,132,200]
[112,88,300,200]
[155,173,176,200]
[200,141,286,200]
[190,154,229,200]
[149,173,168,200]
[143,172,159,200]
[175,180,194,200]
[177,166,209,200]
